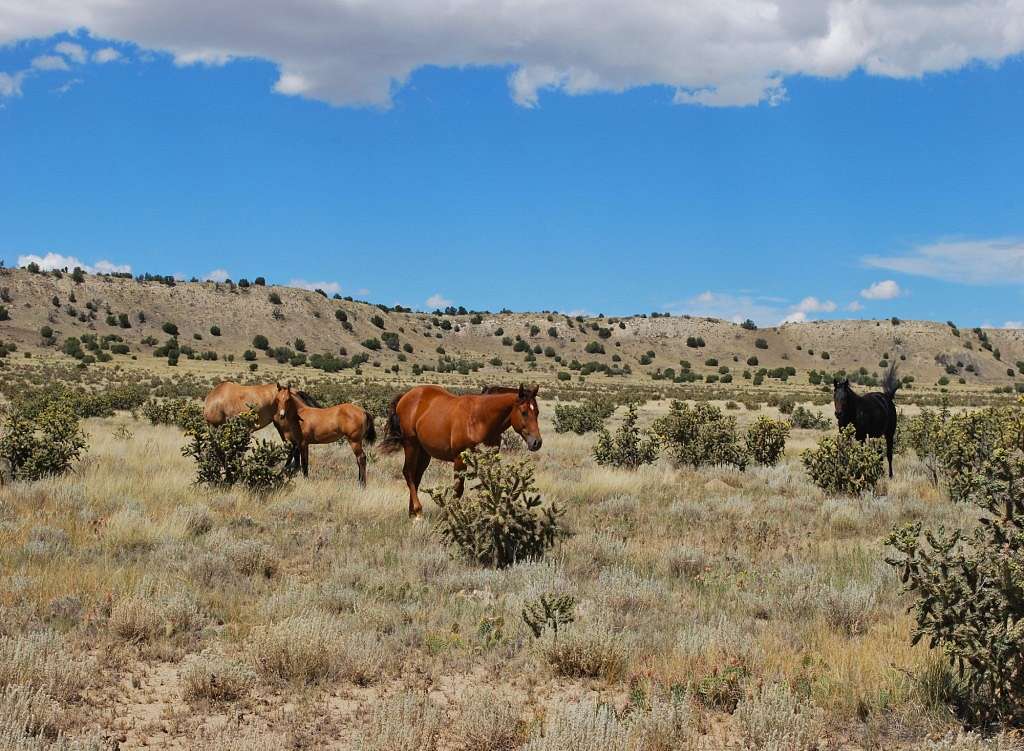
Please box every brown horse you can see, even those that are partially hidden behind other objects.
[204,381,321,432]
[379,384,542,517]
[272,385,376,484]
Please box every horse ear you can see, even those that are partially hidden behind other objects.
[275,382,283,390]
[518,384,527,399]
[530,383,540,398]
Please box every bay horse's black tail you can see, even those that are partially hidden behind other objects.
[882,365,900,400]
[377,394,405,454]
[362,409,377,444]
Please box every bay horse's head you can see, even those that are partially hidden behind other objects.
[510,384,543,451]
[273,383,299,425]
[832,378,853,427]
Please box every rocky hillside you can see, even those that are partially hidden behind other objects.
[0,266,1021,389]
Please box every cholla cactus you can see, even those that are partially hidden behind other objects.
[652,400,748,470]
[745,416,790,466]
[902,403,951,485]
[801,426,883,494]
[0,398,87,481]
[592,403,659,470]
[886,444,1024,726]
[429,449,565,568]
[181,409,290,493]
[522,592,576,640]
[553,397,616,434]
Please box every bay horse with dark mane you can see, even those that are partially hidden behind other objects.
[833,366,900,478]
[379,384,543,517]
[272,385,376,483]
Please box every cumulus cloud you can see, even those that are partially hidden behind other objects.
[289,279,342,295]
[865,238,1024,285]
[31,55,69,71]
[846,300,864,312]
[860,280,903,300]
[0,71,26,97]
[203,268,229,282]
[1,1,1023,107]
[54,41,86,64]
[93,47,121,64]
[17,251,130,274]
[670,290,843,325]
[426,293,453,309]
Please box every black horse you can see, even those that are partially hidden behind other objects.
[833,366,900,478]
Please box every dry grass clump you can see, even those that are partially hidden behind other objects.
[522,697,698,751]
[542,620,629,681]
[733,683,823,751]
[180,649,256,702]
[22,526,69,559]
[104,504,161,554]
[172,503,214,537]
[108,591,203,643]
[359,691,443,751]
[450,690,528,751]
[248,614,385,685]
[225,539,279,578]
[0,684,63,741]
[0,631,91,702]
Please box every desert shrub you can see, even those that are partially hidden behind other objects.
[181,410,290,494]
[592,403,659,470]
[745,416,790,466]
[789,405,832,430]
[734,683,822,750]
[886,443,1024,727]
[161,321,178,336]
[360,691,443,751]
[142,397,203,429]
[429,450,565,568]
[249,615,384,685]
[937,406,1024,503]
[452,690,527,751]
[652,400,748,470]
[552,397,615,434]
[180,650,255,702]
[902,404,951,485]
[0,399,87,481]
[801,426,884,494]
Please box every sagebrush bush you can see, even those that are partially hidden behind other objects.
[553,397,615,434]
[886,442,1024,727]
[652,400,747,470]
[180,650,255,702]
[429,450,566,568]
[0,399,86,481]
[592,403,659,469]
[745,416,790,466]
[142,397,203,429]
[181,410,290,493]
[802,426,884,494]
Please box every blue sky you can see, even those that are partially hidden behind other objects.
[2,14,1024,326]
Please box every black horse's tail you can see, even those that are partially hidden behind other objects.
[377,394,405,454]
[362,409,377,444]
[883,364,901,400]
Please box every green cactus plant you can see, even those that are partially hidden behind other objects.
[592,403,659,470]
[801,426,884,494]
[652,400,748,470]
[745,416,790,466]
[428,449,565,568]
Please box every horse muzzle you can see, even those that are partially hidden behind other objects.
[526,436,543,451]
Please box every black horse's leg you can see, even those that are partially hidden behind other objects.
[886,432,894,479]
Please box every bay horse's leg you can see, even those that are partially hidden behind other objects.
[403,443,424,517]
[453,454,467,498]
[349,438,367,486]
[300,443,310,478]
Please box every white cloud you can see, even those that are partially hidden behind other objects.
[865,238,1024,285]
[53,78,82,94]
[846,300,864,312]
[671,290,841,325]
[289,278,342,295]
[31,55,68,71]
[203,268,229,282]
[0,71,26,97]
[860,279,903,300]
[54,41,86,64]
[1,1,1024,107]
[1002,321,1024,329]
[17,252,130,274]
[426,293,453,309]
[93,47,121,64]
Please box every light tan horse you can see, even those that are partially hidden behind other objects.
[379,384,542,517]
[203,382,282,429]
[271,385,376,483]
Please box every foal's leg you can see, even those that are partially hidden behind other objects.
[402,443,424,517]
[348,438,367,486]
